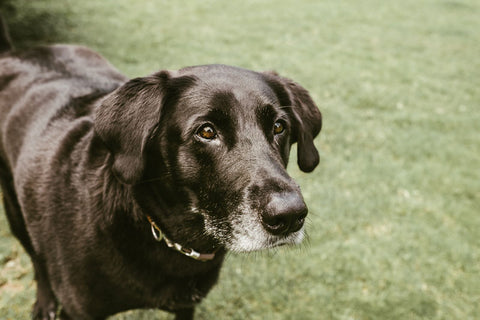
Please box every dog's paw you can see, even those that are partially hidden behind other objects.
[32,300,58,320]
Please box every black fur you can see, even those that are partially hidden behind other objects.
[0,42,322,319]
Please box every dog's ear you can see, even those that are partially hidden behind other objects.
[263,72,322,172]
[94,71,196,184]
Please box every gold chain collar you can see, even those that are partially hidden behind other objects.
[146,215,217,262]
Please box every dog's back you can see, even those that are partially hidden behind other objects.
[0,23,132,319]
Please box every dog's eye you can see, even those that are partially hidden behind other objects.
[273,121,285,135]
[197,125,217,140]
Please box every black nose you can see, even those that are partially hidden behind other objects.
[261,192,308,236]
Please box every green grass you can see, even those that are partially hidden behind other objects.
[1,0,479,319]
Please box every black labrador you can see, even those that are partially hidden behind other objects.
[0,23,322,320]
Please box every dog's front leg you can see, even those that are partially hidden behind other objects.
[174,308,195,320]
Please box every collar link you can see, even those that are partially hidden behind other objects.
[146,215,217,262]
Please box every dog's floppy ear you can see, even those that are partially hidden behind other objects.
[94,71,196,184]
[263,72,322,172]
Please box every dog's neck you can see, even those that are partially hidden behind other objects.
[88,147,222,262]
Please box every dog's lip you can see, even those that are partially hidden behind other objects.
[266,229,305,248]
[270,238,295,247]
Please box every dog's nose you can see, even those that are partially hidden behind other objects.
[261,192,308,236]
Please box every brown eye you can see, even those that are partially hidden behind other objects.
[197,125,217,140]
[273,121,285,135]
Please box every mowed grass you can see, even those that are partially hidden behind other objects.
[1,0,479,319]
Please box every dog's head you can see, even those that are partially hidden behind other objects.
[95,65,322,252]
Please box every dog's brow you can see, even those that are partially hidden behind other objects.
[257,103,278,119]
[205,107,231,123]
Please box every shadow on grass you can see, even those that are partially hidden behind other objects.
[0,0,73,49]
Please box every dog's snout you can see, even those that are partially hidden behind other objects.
[261,192,307,236]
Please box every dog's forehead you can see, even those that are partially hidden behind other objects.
[179,64,263,82]
[178,64,279,108]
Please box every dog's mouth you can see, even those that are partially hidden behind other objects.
[265,228,305,248]
[228,225,305,253]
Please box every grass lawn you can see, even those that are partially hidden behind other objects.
[1,0,479,319]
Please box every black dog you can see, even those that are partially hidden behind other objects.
[0,22,322,320]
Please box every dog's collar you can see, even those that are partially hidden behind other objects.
[146,215,217,262]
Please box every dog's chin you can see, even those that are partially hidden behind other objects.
[225,226,305,253]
